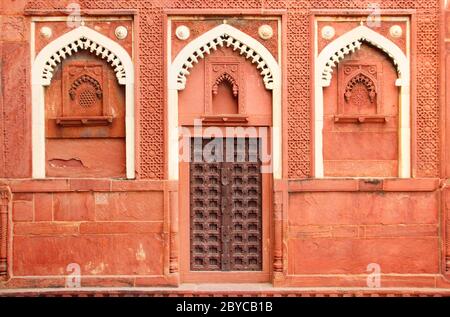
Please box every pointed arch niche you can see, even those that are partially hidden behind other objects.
[31,25,135,179]
[315,25,410,178]
[168,23,282,180]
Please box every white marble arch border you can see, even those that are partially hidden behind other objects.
[314,25,410,178]
[31,25,135,179]
[167,23,282,180]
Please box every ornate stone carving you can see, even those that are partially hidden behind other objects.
[344,73,377,104]
[40,26,52,39]
[212,73,239,97]
[175,25,190,40]
[114,26,128,40]
[316,24,410,177]
[334,61,388,124]
[319,27,405,87]
[273,190,283,273]
[3,16,24,41]
[69,74,103,104]
[389,25,403,38]
[37,27,128,86]
[169,22,281,179]
[258,24,273,40]
[26,0,439,180]
[204,57,245,120]
[61,61,107,120]
[287,11,311,177]
[174,26,275,90]
[32,24,135,179]
[321,26,335,40]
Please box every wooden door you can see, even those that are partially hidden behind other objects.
[189,138,263,271]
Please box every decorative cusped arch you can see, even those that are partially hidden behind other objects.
[213,72,239,96]
[167,23,282,180]
[314,25,410,178]
[169,23,280,91]
[317,26,408,87]
[31,26,135,179]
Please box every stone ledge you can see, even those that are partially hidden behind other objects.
[1,285,450,297]
[1,179,166,193]
[288,178,440,192]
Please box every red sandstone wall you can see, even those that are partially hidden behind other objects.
[4,179,173,287]
[283,179,441,287]
[0,0,448,290]
[0,0,32,178]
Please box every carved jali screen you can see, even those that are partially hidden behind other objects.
[190,138,262,271]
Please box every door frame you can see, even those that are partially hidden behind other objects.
[165,15,283,283]
[179,131,273,283]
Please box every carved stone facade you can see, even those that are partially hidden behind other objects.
[0,0,448,294]
[323,39,400,177]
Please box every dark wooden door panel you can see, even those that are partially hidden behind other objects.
[190,138,262,271]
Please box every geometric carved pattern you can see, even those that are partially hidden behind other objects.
[287,11,311,178]
[416,11,440,177]
[69,75,103,105]
[61,61,108,120]
[78,88,99,108]
[190,138,262,271]
[26,0,440,179]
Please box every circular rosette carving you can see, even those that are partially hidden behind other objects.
[258,24,274,40]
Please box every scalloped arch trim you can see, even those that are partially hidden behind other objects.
[170,24,280,90]
[32,26,133,86]
[317,25,408,87]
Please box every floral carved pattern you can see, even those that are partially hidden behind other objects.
[344,73,377,104]
[25,0,441,179]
